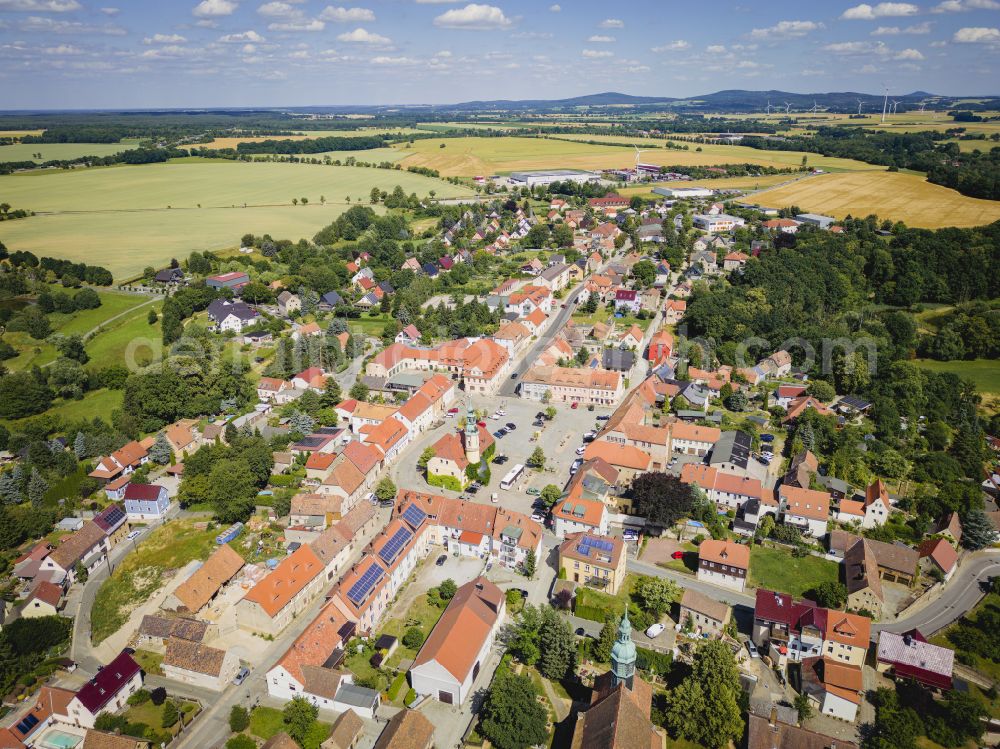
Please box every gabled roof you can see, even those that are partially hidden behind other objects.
[74,652,141,713]
[172,544,244,613]
[698,539,750,569]
[164,638,229,677]
[373,710,434,749]
[918,537,957,573]
[412,577,503,682]
[242,545,322,617]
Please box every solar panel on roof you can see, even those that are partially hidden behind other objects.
[378,526,412,565]
[101,505,126,526]
[401,503,426,529]
[578,536,614,555]
[346,562,384,606]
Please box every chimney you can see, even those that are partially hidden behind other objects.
[769,707,777,728]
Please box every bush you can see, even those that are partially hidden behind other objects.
[229,705,250,732]
[127,689,151,706]
[426,473,463,492]
[402,627,425,649]
[226,736,256,749]
[150,687,167,706]
[161,701,179,729]
[404,688,417,706]
[636,646,672,676]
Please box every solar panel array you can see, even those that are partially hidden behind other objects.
[378,526,413,566]
[15,714,39,735]
[346,562,384,606]
[101,504,126,527]
[401,503,427,529]
[578,535,614,556]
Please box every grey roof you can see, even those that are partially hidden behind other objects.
[539,263,569,281]
[602,349,635,371]
[334,683,380,708]
[709,430,752,469]
[877,631,954,677]
[320,291,343,306]
[207,299,258,323]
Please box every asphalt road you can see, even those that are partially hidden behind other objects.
[875,550,1000,636]
[498,283,586,397]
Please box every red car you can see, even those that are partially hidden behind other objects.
[571,402,578,409]
[671,551,685,560]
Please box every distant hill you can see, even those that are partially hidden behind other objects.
[444,91,677,111]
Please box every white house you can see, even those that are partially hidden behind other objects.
[552,497,609,538]
[779,486,831,538]
[692,214,745,232]
[122,483,170,521]
[696,540,750,593]
[206,299,259,334]
[64,652,143,728]
[409,577,505,705]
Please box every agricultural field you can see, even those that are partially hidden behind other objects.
[0,129,45,139]
[618,173,796,198]
[251,147,406,163]
[913,358,1000,410]
[752,170,1000,228]
[0,161,472,279]
[0,142,140,163]
[200,128,426,149]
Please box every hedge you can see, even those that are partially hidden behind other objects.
[427,473,463,492]
[403,688,417,706]
[636,646,672,675]
[387,672,407,701]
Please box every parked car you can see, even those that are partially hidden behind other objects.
[505,422,516,430]
[532,420,545,428]
[526,488,541,496]
[622,529,638,542]
[378,499,394,508]
[366,492,377,504]
[596,415,610,421]
[494,455,509,465]
[645,623,665,638]
[531,512,544,522]
[494,430,505,439]
[746,640,760,659]
[588,404,595,411]
[126,530,142,541]
[436,554,447,566]
[575,627,586,637]
[233,666,250,685]
[571,402,578,409]
[671,550,684,560]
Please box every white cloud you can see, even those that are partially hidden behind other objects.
[219,29,265,42]
[99,6,118,14]
[823,39,886,53]
[587,34,614,42]
[509,30,551,38]
[933,0,1000,11]
[193,0,237,18]
[41,43,84,54]
[625,64,650,73]
[706,44,727,53]
[599,18,623,28]
[895,46,924,57]
[433,4,513,29]
[652,39,690,51]
[140,45,198,59]
[371,55,418,65]
[144,33,187,43]
[336,26,390,42]
[0,0,80,10]
[257,1,299,17]
[319,6,375,22]
[871,21,932,33]
[549,3,560,10]
[841,2,919,19]
[750,20,823,38]
[269,18,324,30]
[953,25,1000,41]
[242,43,257,53]
[581,48,613,57]
[19,15,126,34]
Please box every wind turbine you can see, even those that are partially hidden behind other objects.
[784,101,792,114]
[810,100,820,114]
[765,99,773,116]
[891,99,900,115]
[880,85,889,124]
[633,144,646,181]
[918,101,926,112]
[856,99,864,115]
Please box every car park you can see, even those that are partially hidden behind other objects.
[645,623,665,638]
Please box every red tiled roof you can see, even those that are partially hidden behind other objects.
[243,545,322,618]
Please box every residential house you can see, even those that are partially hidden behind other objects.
[558,533,627,594]
[646,330,674,365]
[837,479,889,529]
[122,483,170,521]
[292,367,327,392]
[395,324,421,345]
[277,291,301,317]
[5,686,75,746]
[319,290,343,310]
[935,512,963,545]
[779,485,831,537]
[784,450,819,489]
[65,652,143,729]
[20,580,62,618]
[553,496,609,538]
[613,289,641,314]
[876,630,953,690]
[163,420,200,457]
[136,615,208,652]
[723,251,749,271]
[39,521,110,584]
[762,218,800,233]
[678,588,731,636]
[162,638,240,692]
[680,464,763,511]
[671,422,721,457]
[800,657,864,722]
[836,531,918,617]
[746,714,858,749]
[692,213,745,232]
[664,299,686,324]
[206,299,259,333]
[918,538,958,580]
[537,263,571,291]
[88,440,149,482]
[697,540,750,592]
[409,577,505,705]
[163,543,245,614]
[372,711,434,749]
[519,366,624,407]
[236,545,325,636]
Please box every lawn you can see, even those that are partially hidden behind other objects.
[83,300,162,368]
[132,648,164,676]
[748,546,840,598]
[0,142,140,163]
[3,288,154,371]
[753,171,1000,228]
[1,387,124,431]
[249,706,331,749]
[90,520,219,645]
[574,575,638,622]
[571,307,653,333]
[0,161,472,279]
[912,358,1000,396]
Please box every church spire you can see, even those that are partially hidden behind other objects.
[610,608,637,689]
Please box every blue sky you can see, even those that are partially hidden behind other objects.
[0,0,998,108]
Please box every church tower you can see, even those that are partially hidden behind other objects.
[610,609,637,690]
[464,404,480,464]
